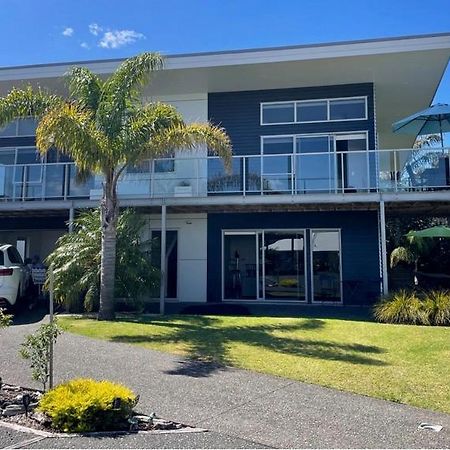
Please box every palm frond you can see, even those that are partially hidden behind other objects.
[120,102,184,164]
[143,122,233,171]
[0,86,62,127]
[97,53,163,138]
[106,52,163,99]
[390,246,415,268]
[67,67,103,111]
[36,103,107,172]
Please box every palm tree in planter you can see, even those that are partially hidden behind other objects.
[0,53,232,320]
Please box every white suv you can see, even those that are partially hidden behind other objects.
[0,244,32,311]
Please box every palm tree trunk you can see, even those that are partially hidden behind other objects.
[98,172,119,320]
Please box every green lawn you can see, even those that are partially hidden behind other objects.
[59,314,450,414]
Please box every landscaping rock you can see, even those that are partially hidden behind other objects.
[153,418,176,430]
[30,411,51,426]
[134,414,153,423]
[2,405,25,416]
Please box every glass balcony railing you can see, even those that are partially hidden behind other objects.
[0,147,448,202]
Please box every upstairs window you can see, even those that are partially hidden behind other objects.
[329,98,366,120]
[0,122,17,137]
[261,96,367,125]
[0,118,38,137]
[261,102,295,124]
[262,136,294,154]
[296,101,327,122]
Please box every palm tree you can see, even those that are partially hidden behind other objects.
[0,53,232,320]
[390,233,433,285]
[46,208,159,313]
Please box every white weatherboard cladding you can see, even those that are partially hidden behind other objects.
[147,213,207,303]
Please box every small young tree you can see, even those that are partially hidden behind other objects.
[19,322,61,391]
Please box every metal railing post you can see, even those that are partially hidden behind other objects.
[196,158,200,197]
[22,166,27,201]
[150,160,155,198]
[394,150,398,192]
[63,164,69,200]
[291,154,295,195]
[242,157,246,197]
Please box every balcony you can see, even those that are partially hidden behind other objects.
[0,147,448,204]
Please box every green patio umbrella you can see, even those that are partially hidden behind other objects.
[392,103,450,146]
[406,225,450,239]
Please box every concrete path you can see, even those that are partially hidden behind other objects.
[1,312,449,448]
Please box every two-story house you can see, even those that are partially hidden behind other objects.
[0,33,449,308]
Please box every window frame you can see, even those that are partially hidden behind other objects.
[260,101,296,125]
[0,118,38,138]
[260,96,368,126]
[260,131,369,156]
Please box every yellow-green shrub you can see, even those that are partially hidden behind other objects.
[373,290,427,325]
[38,378,136,433]
[423,290,450,325]
[374,289,450,326]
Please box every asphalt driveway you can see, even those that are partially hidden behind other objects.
[1,310,449,449]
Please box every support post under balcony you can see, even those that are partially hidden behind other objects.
[159,203,167,315]
[379,200,389,295]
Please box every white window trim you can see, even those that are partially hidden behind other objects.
[260,96,368,126]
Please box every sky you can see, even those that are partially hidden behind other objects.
[0,0,449,103]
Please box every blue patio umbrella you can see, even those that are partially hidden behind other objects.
[392,103,450,145]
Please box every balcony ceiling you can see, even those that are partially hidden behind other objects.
[0,33,449,150]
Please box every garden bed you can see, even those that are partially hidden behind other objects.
[0,382,198,435]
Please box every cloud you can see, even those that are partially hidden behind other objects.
[62,27,74,37]
[99,29,145,49]
[89,23,102,36]
[80,42,90,49]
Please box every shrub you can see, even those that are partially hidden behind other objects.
[38,378,137,433]
[0,308,12,329]
[423,290,450,326]
[374,290,428,325]
[374,289,450,326]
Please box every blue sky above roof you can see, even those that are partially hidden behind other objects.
[0,0,449,103]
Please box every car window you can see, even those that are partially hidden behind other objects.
[0,251,4,265]
[7,247,23,265]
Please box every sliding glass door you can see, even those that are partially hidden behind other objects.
[296,136,335,193]
[335,134,368,192]
[263,231,306,301]
[223,232,258,299]
[223,230,307,301]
